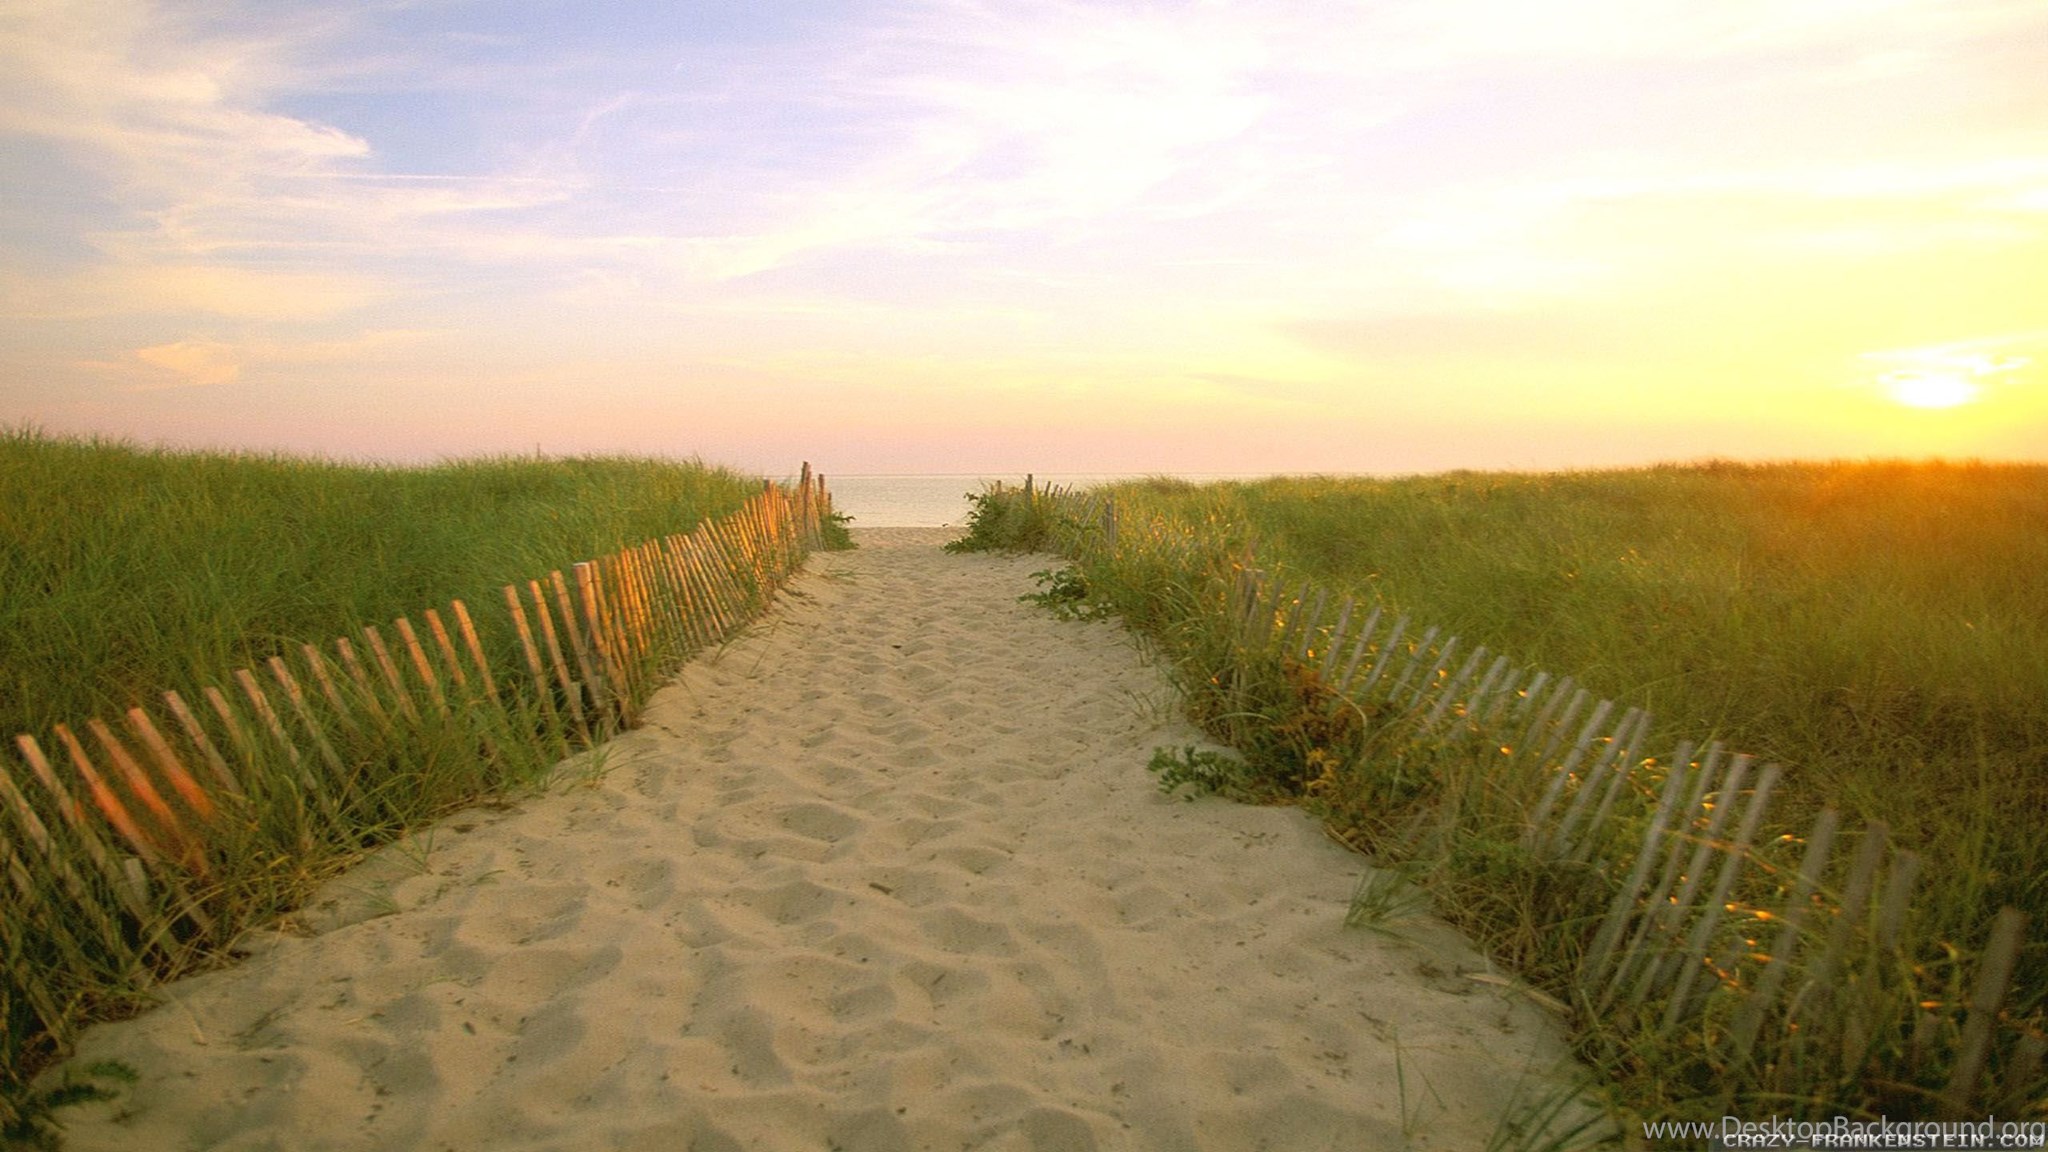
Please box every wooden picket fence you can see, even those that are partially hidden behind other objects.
[1030,482,2041,1119]
[0,467,834,1101]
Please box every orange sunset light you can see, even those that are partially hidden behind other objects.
[0,0,2043,472]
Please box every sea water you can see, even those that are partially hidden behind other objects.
[823,474,1274,528]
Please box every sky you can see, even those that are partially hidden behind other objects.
[2,0,2045,475]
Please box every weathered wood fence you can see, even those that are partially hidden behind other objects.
[1,467,834,1098]
[1032,482,2040,1119]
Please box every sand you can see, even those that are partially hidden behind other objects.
[50,528,1586,1151]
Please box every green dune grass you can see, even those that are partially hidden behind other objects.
[0,428,763,742]
[0,429,772,1138]
[965,459,2048,1126]
[1089,462,2048,927]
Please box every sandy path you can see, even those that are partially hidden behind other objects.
[54,529,1581,1151]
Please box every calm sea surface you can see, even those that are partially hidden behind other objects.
[823,474,1275,528]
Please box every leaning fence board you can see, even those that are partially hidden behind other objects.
[393,618,450,719]
[528,579,587,731]
[451,601,498,698]
[332,638,395,729]
[423,609,468,691]
[299,645,364,740]
[234,669,306,770]
[85,718,192,861]
[1350,614,1409,698]
[1726,806,1842,1061]
[1557,708,1651,863]
[360,627,421,725]
[267,658,345,774]
[1943,907,2028,1117]
[125,708,217,825]
[551,570,605,710]
[1625,753,1755,1008]
[53,724,161,870]
[1657,761,1782,1034]
[163,690,239,796]
[1523,697,1617,851]
[1582,748,1695,986]
[502,585,553,701]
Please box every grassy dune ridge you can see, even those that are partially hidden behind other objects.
[1106,462,2048,931]
[959,460,2047,1125]
[0,428,763,740]
[0,430,775,1140]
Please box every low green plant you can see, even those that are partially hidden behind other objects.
[819,509,856,550]
[2,1062,135,1151]
[1020,566,1115,620]
[1145,745,1253,801]
[1343,862,1433,933]
[944,484,1058,554]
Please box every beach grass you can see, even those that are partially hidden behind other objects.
[957,461,2048,1126]
[0,429,769,1138]
[1096,462,2048,934]
[0,427,762,740]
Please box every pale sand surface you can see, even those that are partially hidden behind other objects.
[53,528,1584,1151]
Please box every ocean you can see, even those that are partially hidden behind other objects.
[823,475,1084,529]
[821,473,1282,528]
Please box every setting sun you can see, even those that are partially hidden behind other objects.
[1888,372,1980,409]
[1,0,2044,472]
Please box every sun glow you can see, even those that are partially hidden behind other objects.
[1886,372,1980,409]
[1863,343,2034,413]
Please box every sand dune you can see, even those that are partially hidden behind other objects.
[52,528,1584,1151]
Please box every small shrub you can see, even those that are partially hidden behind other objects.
[1146,745,1253,801]
[1021,566,1115,620]
[820,510,856,550]
[945,487,1055,553]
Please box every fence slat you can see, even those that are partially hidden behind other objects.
[451,600,498,699]
[529,579,588,732]
[122,708,216,826]
[264,657,345,776]
[235,669,306,770]
[1391,629,1449,710]
[1563,708,1654,864]
[299,644,365,739]
[1583,744,1696,987]
[551,570,606,711]
[503,584,553,698]
[1331,606,1383,696]
[163,689,240,796]
[1523,696,1616,849]
[423,609,469,691]
[360,627,421,724]
[1942,907,2029,1117]
[1657,762,1783,1034]
[393,618,451,719]
[1727,806,1842,1061]
[1618,750,1749,1009]
[333,637,396,729]
[86,718,195,868]
[53,723,162,870]
[14,734,140,916]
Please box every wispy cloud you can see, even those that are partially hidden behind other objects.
[91,327,435,390]
[3,0,2046,469]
